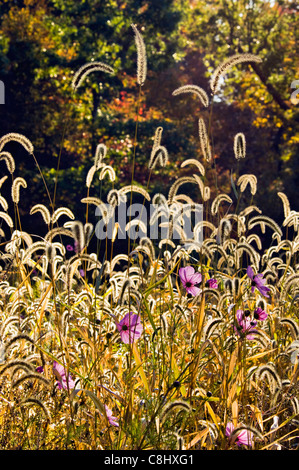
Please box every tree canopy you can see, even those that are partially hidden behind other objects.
[0,0,298,237]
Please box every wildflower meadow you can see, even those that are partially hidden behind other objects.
[0,18,298,454]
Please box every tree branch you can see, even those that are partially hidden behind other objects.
[250,62,290,111]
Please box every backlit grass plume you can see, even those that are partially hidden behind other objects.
[172,84,209,108]
[198,118,212,162]
[0,152,15,174]
[234,132,246,160]
[131,23,147,86]
[71,61,114,90]
[210,53,262,95]
[11,177,27,204]
[0,132,34,154]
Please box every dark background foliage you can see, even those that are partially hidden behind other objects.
[0,0,298,242]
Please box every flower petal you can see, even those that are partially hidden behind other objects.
[236,309,244,323]
[246,265,254,280]
[225,422,234,437]
[179,266,195,282]
[237,430,253,446]
[189,272,202,284]
[187,285,201,296]
[120,330,131,344]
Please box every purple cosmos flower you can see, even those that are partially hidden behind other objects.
[105,405,119,427]
[53,361,76,390]
[247,266,270,298]
[234,309,257,340]
[207,278,218,289]
[79,269,85,276]
[226,422,253,447]
[36,366,44,373]
[66,244,74,252]
[179,266,202,296]
[254,307,268,321]
[116,312,143,344]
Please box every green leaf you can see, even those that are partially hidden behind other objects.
[71,388,106,414]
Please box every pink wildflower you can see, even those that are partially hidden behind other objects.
[105,405,119,427]
[226,422,253,447]
[247,266,270,298]
[179,266,202,296]
[53,361,76,390]
[116,312,143,344]
[207,278,218,289]
[254,307,268,321]
[234,309,257,340]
